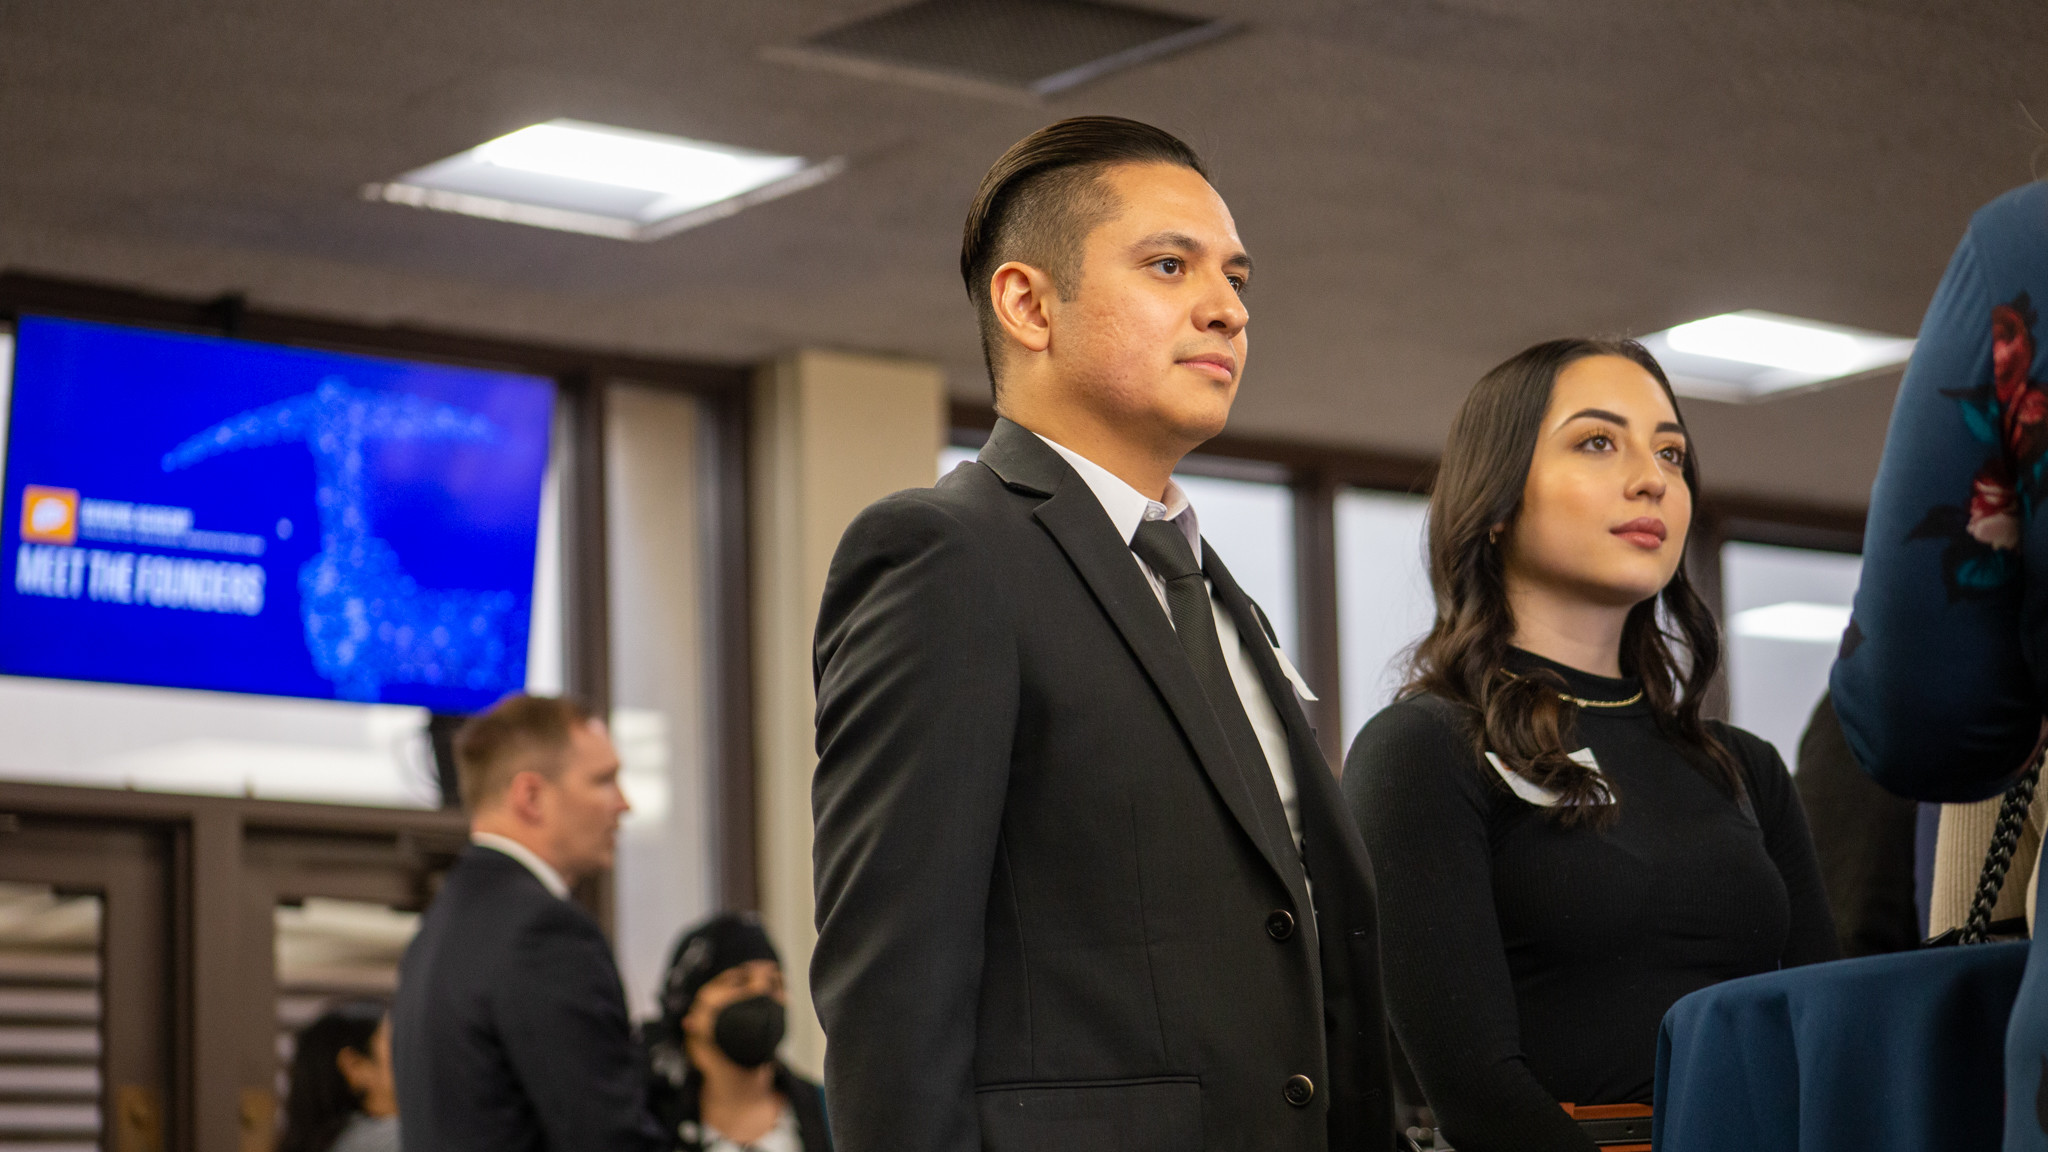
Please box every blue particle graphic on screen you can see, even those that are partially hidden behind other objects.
[162,378,518,702]
[0,316,554,713]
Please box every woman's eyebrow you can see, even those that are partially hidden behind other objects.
[1558,408,1687,438]
[1561,407,1629,427]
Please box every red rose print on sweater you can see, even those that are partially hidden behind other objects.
[1914,292,2047,598]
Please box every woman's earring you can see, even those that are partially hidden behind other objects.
[1487,528,1499,546]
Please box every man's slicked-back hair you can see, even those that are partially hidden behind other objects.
[961,116,1208,397]
[453,693,593,813]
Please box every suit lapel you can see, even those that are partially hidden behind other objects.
[1209,550,1382,967]
[979,420,1303,895]
[1206,548,1382,936]
[1201,548,1331,965]
[1204,548,1331,792]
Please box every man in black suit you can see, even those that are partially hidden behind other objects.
[811,117,1394,1152]
[393,694,663,1152]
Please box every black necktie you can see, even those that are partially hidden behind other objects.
[1129,518,1297,868]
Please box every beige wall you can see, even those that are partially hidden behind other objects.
[751,349,945,1077]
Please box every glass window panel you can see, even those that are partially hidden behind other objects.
[1722,541,1862,771]
[273,898,419,1117]
[273,897,418,995]
[0,324,565,808]
[1335,489,1434,751]
[939,444,977,480]
[0,682,442,806]
[606,383,715,1022]
[524,406,568,696]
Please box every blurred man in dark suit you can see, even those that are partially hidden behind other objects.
[810,117,1395,1152]
[393,694,662,1152]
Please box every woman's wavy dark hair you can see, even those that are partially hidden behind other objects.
[1404,337,1741,827]
[277,1000,384,1152]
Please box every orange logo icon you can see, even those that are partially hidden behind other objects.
[20,485,79,545]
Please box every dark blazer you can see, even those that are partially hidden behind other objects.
[393,845,664,1152]
[811,418,1394,1152]
[1793,694,1919,957]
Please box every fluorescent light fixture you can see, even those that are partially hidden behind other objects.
[1639,310,1914,402]
[1730,601,1853,644]
[364,119,845,241]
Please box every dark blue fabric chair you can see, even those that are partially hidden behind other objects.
[1653,942,2029,1152]
[2005,931,2048,1150]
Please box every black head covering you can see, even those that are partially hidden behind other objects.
[657,911,780,1024]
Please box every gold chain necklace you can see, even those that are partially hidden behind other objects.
[1559,690,1644,709]
[1500,668,1643,709]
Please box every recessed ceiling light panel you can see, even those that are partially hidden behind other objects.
[1639,310,1914,403]
[364,119,845,241]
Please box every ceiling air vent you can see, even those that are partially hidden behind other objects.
[763,0,1239,102]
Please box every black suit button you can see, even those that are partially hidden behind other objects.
[1265,910,1295,941]
[1284,1074,1315,1107]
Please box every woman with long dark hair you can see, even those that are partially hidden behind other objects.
[1343,338,1837,1151]
[278,1001,399,1152]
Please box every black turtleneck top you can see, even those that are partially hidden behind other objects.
[1342,650,1837,1152]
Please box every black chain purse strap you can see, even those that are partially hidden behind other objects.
[1959,734,2048,945]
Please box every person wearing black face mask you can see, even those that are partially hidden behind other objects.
[643,914,832,1152]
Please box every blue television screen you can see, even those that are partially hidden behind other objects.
[0,315,555,713]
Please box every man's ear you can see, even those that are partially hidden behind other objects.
[503,769,548,826]
[990,261,1056,355]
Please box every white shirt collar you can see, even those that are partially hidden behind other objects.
[1031,431,1201,555]
[471,831,571,900]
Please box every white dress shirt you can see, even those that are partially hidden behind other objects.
[1032,432,1305,852]
[471,831,571,900]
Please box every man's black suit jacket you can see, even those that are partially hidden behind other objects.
[811,418,1394,1152]
[393,845,663,1152]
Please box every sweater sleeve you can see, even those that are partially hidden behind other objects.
[1830,190,2047,801]
[1722,723,1842,968]
[1343,701,1596,1152]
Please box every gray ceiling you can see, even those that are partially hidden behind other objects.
[5,0,2046,508]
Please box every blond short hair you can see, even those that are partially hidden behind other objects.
[453,694,593,812]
